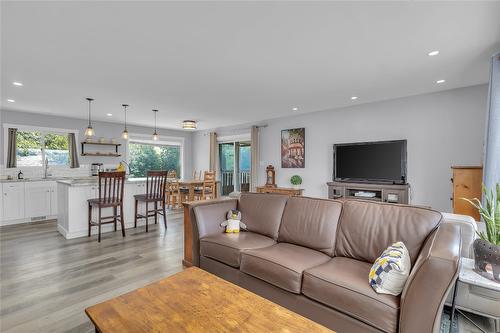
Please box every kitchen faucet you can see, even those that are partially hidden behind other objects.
[43,158,50,179]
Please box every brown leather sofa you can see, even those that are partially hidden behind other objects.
[186,193,462,333]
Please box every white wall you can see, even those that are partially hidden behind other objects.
[257,85,487,212]
[0,110,193,177]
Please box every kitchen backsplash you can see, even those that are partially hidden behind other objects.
[0,164,119,179]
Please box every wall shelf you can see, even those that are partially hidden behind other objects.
[81,141,121,157]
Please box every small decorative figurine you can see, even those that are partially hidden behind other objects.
[220,210,247,233]
[265,165,276,187]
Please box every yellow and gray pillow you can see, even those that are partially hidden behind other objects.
[369,241,411,296]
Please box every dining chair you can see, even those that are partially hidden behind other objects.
[166,179,182,209]
[88,171,126,242]
[194,171,216,200]
[167,169,177,179]
[134,170,168,232]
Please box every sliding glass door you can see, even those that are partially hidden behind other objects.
[219,141,251,195]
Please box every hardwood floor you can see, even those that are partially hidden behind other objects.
[0,210,184,333]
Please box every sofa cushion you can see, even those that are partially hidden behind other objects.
[200,232,276,268]
[240,243,331,294]
[303,257,400,333]
[237,193,289,239]
[335,200,442,265]
[278,197,342,255]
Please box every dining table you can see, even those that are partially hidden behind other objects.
[170,179,220,202]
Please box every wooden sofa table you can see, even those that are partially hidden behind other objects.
[85,267,333,333]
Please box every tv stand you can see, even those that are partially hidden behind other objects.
[327,181,409,204]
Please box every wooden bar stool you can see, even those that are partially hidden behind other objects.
[88,171,126,243]
[134,170,168,232]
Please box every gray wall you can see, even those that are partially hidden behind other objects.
[258,85,487,212]
[0,110,193,176]
[193,85,488,212]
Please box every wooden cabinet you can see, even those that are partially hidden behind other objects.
[327,181,409,204]
[2,183,25,221]
[256,186,304,196]
[451,166,483,221]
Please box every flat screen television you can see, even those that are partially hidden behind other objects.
[333,140,407,184]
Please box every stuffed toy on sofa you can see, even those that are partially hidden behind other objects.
[220,210,247,233]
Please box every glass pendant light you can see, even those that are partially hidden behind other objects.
[84,98,95,137]
[121,104,129,139]
[152,109,159,141]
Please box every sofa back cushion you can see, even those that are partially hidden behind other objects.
[237,193,289,239]
[278,197,342,255]
[335,200,442,265]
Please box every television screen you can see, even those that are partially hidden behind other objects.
[333,140,407,184]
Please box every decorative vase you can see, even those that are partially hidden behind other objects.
[292,184,301,189]
[473,238,500,282]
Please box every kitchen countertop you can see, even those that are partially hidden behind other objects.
[57,177,146,187]
[0,176,146,185]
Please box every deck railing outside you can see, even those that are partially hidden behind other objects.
[221,170,250,195]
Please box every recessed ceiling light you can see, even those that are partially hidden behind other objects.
[106,113,113,117]
[7,99,15,103]
[436,79,446,84]
[12,82,23,86]
[351,96,358,100]
[292,107,298,111]
[428,51,440,56]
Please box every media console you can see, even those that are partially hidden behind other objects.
[327,181,409,204]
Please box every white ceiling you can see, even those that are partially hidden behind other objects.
[1,1,499,131]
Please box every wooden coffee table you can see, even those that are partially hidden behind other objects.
[85,267,334,332]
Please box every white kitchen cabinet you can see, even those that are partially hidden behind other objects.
[124,182,145,223]
[25,182,52,218]
[50,182,58,216]
[2,183,26,221]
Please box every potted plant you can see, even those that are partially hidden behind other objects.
[290,175,302,189]
[463,183,499,282]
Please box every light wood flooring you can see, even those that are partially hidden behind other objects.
[0,210,184,333]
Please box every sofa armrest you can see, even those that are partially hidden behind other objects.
[399,223,461,333]
[441,212,477,258]
[184,199,238,267]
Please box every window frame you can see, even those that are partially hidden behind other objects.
[126,133,184,178]
[3,124,79,168]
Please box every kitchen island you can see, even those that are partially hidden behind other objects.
[57,177,152,239]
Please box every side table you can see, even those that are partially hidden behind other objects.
[449,257,500,333]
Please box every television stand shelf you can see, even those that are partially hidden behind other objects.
[327,181,409,204]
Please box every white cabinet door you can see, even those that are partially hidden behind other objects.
[2,183,25,221]
[124,183,144,223]
[49,182,58,216]
[25,182,51,218]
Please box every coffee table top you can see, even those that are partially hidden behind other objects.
[86,267,334,332]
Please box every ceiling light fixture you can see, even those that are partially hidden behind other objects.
[84,98,95,137]
[351,96,358,100]
[436,79,446,84]
[152,109,159,141]
[106,113,113,117]
[122,104,129,140]
[182,120,197,130]
[428,50,439,56]
[292,107,298,111]
[12,82,23,86]
[7,99,15,103]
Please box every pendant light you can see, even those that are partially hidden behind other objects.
[152,109,159,141]
[84,98,95,137]
[121,104,129,139]
[182,120,197,130]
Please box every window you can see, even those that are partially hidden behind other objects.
[16,130,70,167]
[128,142,181,178]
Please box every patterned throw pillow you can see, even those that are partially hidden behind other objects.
[369,242,411,296]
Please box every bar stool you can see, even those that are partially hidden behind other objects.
[88,171,126,242]
[134,170,168,232]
